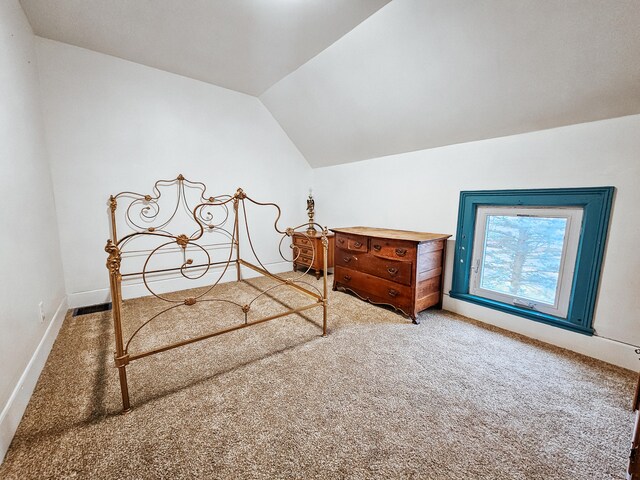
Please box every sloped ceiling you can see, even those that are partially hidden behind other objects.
[261,0,640,167]
[20,0,640,167]
[19,0,390,96]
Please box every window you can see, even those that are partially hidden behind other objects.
[470,206,583,318]
[450,188,614,334]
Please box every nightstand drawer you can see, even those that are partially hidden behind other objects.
[291,232,335,279]
[295,254,313,267]
[293,245,315,258]
[293,234,313,247]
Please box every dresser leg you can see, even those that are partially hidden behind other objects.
[315,269,321,280]
[292,262,296,272]
[412,315,420,325]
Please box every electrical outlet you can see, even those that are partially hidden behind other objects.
[38,301,45,322]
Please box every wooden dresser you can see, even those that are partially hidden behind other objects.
[331,227,451,323]
[292,232,335,279]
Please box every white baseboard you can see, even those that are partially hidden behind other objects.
[0,296,68,464]
[444,295,638,371]
[67,261,293,308]
[67,288,111,309]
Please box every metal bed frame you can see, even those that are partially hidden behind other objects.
[104,174,329,412]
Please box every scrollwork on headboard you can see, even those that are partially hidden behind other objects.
[109,174,233,246]
[106,174,328,295]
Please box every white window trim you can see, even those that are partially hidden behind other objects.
[469,206,583,318]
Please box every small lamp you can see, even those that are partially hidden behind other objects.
[306,188,316,236]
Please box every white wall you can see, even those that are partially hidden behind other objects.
[0,0,66,461]
[36,38,313,307]
[313,115,640,368]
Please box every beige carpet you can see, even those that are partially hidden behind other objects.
[0,273,635,479]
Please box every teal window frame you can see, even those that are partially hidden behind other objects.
[449,187,615,335]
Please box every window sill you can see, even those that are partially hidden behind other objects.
[448,291,594,336]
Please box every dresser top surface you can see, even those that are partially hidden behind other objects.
[330,226,451,243]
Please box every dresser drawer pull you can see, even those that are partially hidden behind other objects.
[343,275,352,282]
[343,256,352,263]
[338,238,345,245]
[388,288,399,298]
[373,244,381,251]
[353,241,363,248]
[387,267,398,276]
[395,248,407,257]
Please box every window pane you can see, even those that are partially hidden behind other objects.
[480,215,568,305]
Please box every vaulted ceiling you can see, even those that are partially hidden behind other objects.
[20,0,640,167]
[19,0,390,96]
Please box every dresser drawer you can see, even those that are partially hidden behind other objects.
[336,251,413,286]
[335,233,368,253]
[335,266,412,309]
[369,238,416,261]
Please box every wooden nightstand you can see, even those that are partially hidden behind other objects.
[292,232,335,279]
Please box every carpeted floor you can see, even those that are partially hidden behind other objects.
[0,273,636,479]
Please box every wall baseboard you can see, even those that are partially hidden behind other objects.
[0,296,68,464]
[444,295,638,371]
[67,261,293,308]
